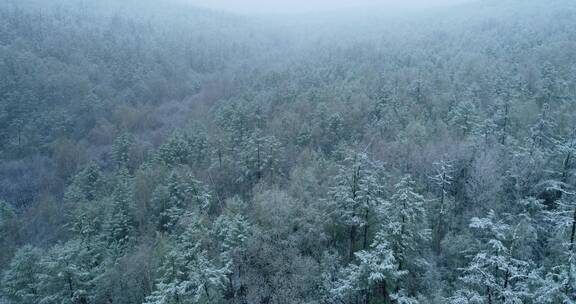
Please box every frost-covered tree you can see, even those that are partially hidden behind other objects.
[329,230,404,304]
[556,128,576,186]
[1,245,42,304]
[453,211,534,304]
[529,103,557,155]
[382,175,429,275]
[103,170,135,246]
[328,152,386,260]
[157,131,209,168]
[429,159,454,254]
[145,221,229,304]
[36,240,97,304]
[155,170,211,232]
[537,195,576,302]
[112,133,134,169]
[493,97,513,146]
[236,129,283,186]
[448,96,480,138]
[213,212,251,302]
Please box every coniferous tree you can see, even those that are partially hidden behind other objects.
[429,159,454,255]
[452,210,534,304]
[328,151,386,261]
[1,245,42,304]
[380,175,429,298]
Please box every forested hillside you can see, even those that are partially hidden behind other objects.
[1,0,576,303]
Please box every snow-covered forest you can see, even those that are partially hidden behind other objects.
[1,0,576,303]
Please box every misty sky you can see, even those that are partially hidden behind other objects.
[186,0,475,14]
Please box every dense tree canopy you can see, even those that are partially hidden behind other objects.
[1,0,576,303]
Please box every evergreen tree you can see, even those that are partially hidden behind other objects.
[383,175,429,272]
[36,240,97,304]
[493,97,512,146]
[1,245,42,304]
[112,133,134,170]
[214,212,251,301]
[236,129,283,186]
[429,159,454,254]
[145,222,229,304]
[529,103,557,155]
[331,230,403,304]
[155,171,211,232]
[328,152,386,261]
[448,96,480,138]
[453,211,534,303]
[103,170,135,246]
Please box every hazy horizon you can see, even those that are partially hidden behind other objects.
[183,0,476,14]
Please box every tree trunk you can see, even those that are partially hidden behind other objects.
[67,275,74,300]
[255,137,262,181]
[433,182,445,255]
[562,151,572,184]
[380,281,389,303]
[502,269,509,302]
[349,224,357,261]
[363,208,370,250]
[501,103,509,145]
[570,207,576,252]
[364,287,371,304]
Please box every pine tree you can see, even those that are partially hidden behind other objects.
[493,97,512,146]
[539,196,576,302]
[328,152,386,261]
[236,129,283,187]
[429,159,454,254]
[1,245,42,304]
[213,212,251,301]
[333,230,403,304]
[156,171,211,232]
[72,162,103,202]
[112,132,134,169]
[145,222,229,304]
[448,96,480,138]
[454,210,533,304]
[529,103,557,155]
[382,175,429,276]
[36,240,97,304]
[158,132,194,167]
[555,128,576,187]
[103,169,135,246]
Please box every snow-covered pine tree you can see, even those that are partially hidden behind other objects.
[213,212,251,301]
[145,220,229,304]
[1,245,42,304]
[529,103,557,156]
[156,170,211,232]
[36,240,97,304]
[453,210,533,303]
[237,129,283,186]
[112,133,134,170]
[448,94,480,138]
[380,175,429,298]
[429,158,454,254]
[339,230,404,304]
[328,151,386,261]
[103,169,135,246]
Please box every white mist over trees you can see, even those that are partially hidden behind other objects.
[185,0,473,14]
[1,0,576,303]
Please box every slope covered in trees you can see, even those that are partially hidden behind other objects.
[1,0,576,303]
